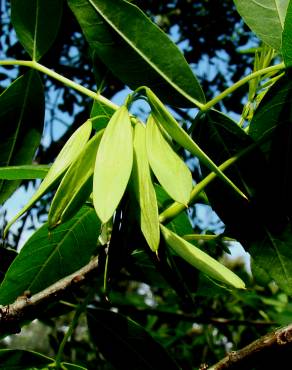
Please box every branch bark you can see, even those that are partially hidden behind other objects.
[0,255,99,336]
[208,323,292,369]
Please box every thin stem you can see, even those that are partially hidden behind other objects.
[0,60,119,112]
[55,286,96,368]
[183,234,235,242]
[201,62,285,112]
[0,60,285,114]
[159,138,262,224]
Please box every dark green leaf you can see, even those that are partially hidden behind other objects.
[0,165,49,180]
[155,184,193,237]
[0,71,44,204]
[0,206,100,305]
[249,74,292,220]
[250,224,292,295]
[283,1,292,66]
[90,100,114,131]
[87,308,180,370]
[192,109,266,240]
[0,349,53,369]
[249,75,289,147]
[11,0,63,61]
[68,0,205,107]
[234,0,289,50]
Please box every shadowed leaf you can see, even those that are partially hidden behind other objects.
[11,0,63,61]
[87,308,180,370]
[0,206,100,305]
[0,71,44,204]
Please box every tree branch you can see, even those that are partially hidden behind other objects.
[114,304,275,327]
[0,255,99,336]
[208,324,292,369]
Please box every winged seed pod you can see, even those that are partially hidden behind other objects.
[146,115,192,205]
[93,106,133,224]
[49,130,104,228]
[160,224,246,289]
[132,122,160,252]
[145,88,248,201]
[4,120,92,237]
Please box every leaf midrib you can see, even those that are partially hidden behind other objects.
[33,0,40,60]
[265,227,291,283]
[27,208,92,291]
[87,0,203,106]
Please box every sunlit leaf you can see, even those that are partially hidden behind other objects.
[11,0,63,61]
[93,106,133,223]
[49,130,104,228]
[4,120,92,236]
[87,308,180,370]
[146,88,247,200]
[68,0,205,107]
[0,71,44,204]
[160,224,246,289]
[132,122,160,251]
[146,115,192,205]
[234,0,289,50]
[0,349,53,369]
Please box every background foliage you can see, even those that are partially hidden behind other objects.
[0,1,292,369]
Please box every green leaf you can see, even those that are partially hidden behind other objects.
[0,165,49,180]
[0,349,53,369]
[4,120,92,236]
[155,184,194,237]
[132,122,160,252]
[146,115,192,205]
[250,225,292,295]
[234,0,289,50]
[249,74,292,220]
[49,130,104,228]
[87,308,180,370]
[11,0,63,61]
[160,224,246,289]
[90,100,115,131]
[0,71,44,204]
[68,0,205,107]
[249,74,289,148]
[283,1,292,66]
[192,109,266,239]
[0,206,100,305]
[146,88,247,200]
[93,106,133,223]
